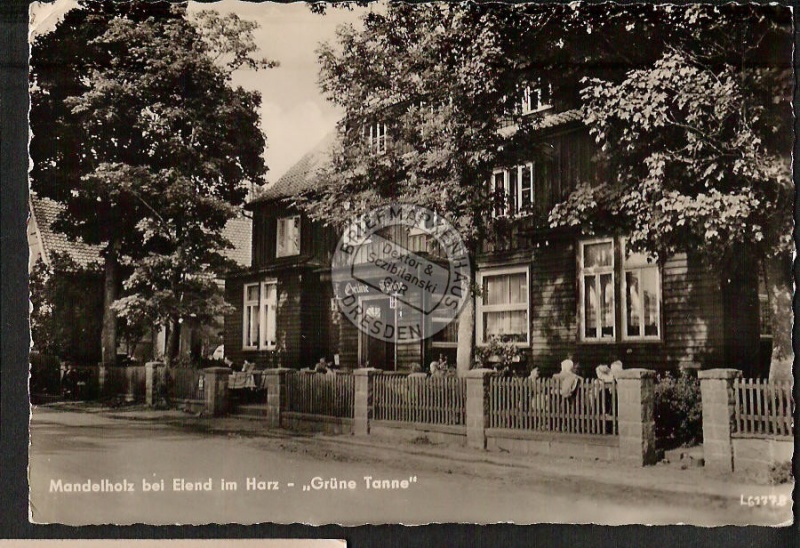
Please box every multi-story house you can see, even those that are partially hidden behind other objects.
[225,89,773,378]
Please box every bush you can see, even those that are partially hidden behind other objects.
[474,335,524,370]
[654,369,703,449]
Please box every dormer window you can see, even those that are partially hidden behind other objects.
[521,82,553,114]
[365,121,387,154]
[276,215,300,258]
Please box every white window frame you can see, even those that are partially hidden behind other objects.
[276,215,300,258]
[621,241,662,341]
[259,281,277,350]
[521,82,553,114]
[491,169,509,218]
[491,164,535,218]
[366,121,387,155]
[243,283,260,350]
[242,280,277,351]
[476,266,530,347]
[578,238,616,342]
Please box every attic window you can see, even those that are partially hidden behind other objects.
[276,215,300,258]
[521,81,553,114]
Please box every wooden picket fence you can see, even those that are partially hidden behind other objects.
[373,374,467,426]
[489,377,618,436]
[286,372,355,418]
[733,378,793,437]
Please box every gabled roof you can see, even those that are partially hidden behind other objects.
[29,195,253,269]
[29,196,103,269]
[249,132,337,205]
[248,109,584,204]
[220,214,252,267]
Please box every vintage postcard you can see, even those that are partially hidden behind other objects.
[0,543,345,548]
[27,1,794,526]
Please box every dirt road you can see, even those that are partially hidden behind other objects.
[28,406,792,526]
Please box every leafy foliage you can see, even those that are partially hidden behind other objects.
[547,5,793,377]
[29,254,104,363]
[552,43,792,266]
[30,2,273,364]
[474,335,524,369]
[302,4,790,375]
[653,369,703,448]
[305,4,792,242]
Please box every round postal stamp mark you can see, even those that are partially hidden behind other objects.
[331,204,471,344]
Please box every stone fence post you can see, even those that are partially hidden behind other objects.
[263,368,293,428]
[144,361,163,407]
[465,369,494,450]
[353,368,381,435]
[616,369,657,465]
[698,369,741,473]
[202,367,232,416]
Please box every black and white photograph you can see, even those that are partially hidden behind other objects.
[26,0,794,526]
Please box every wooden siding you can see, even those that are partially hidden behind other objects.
[478,237,726,375]
[251,202,336,270]
[230,122,740,376]
[483,127,601,255]
[225,270,332,370]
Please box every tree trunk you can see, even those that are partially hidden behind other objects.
[720,250,761,378]
[164,317,181,368]
[767,253,793,382]
[101,241,119,365]
[456,294,475,376]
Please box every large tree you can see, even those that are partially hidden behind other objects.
[303,3,759,374]
[30,2,271,366]
[550,6,793,380]
[305,3,528,374]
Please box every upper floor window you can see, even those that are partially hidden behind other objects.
[622,243,661,340]
[521,82,553,114]
[365,121,387,155]
[477,267,530,345]
[276,215,300,258]
[491,163,535,217]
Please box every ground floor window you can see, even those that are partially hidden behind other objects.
[580,239,615,341]
[579,238,662,343]
[243,281,277,350]
[477,267,530,345]
[622,244,661,340]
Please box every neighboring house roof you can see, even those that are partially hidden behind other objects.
[28,195,252,269]
[251,132,337,204]
[220,214,252,267]
[249,109,584,205]
[28,196,103,269]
